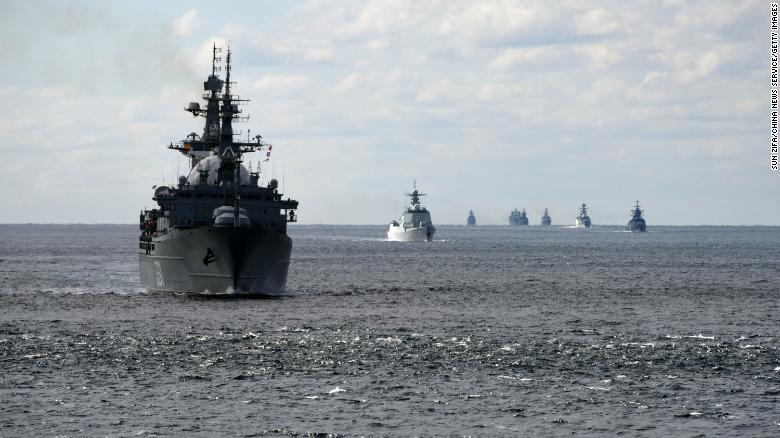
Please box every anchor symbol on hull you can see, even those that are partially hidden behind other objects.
[203,248,217,265]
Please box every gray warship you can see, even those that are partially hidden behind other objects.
[626,200,647,232]
[467,210,477,226]
[387,183,436,241]
[541,208,552,226]
[509,208,529,226]
[138,45,298,295]
[575,203,591,228]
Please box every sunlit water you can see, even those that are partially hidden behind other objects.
[0,224,779,436]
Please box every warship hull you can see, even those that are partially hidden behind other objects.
[139,227,292,295]
[387,225,435,242]
[574,218,591,228]
[627,219,646,232]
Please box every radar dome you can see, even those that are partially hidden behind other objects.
[186,155,250,185]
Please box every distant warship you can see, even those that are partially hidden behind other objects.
[138,45,298,295]
[509,208,529,226]
[467,210,477,226]
[626,200,647,232]
[387,182,436,242]
[541,208,552,226]
[575,203,591,228]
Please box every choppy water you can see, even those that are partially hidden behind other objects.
[1,224,779,436]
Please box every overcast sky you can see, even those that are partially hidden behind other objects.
[0,0,770,225]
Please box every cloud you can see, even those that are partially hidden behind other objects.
[575,43,621,70]
[414,79,457,104]
[173,9,200,36]
[437,1,564,47]
[0,1,770,224]
[574,8,620,36]
[489,46,562,71]
[254,74,311,95]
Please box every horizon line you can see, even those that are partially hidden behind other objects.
[0,223,777,227]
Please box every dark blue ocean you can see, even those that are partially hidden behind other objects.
[0,224,778,436]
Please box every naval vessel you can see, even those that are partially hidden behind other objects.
[509,208,529,226]
[138,45,298,295]
[541,208,552,226]
[575,203,591,228]
[626,200,647,232]
[467,210,477,226]
[387,183,436,242]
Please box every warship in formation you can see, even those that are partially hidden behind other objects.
[509,208,529,226]
[541,208,552,226]
[138,45,298,295]
[387,183,436,242]
[467,210,477,226]
[626,200,647,232]
[575,203,591,228]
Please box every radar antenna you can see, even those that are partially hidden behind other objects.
[211,43,223,76]
[405,180,427,206]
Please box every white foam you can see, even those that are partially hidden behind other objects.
[328,386,346,394]
[23,353,46,359]
[497,375,533,381]
[685,334,715,340]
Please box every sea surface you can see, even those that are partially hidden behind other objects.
[0,224,779,436]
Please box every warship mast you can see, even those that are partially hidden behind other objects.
[203,44,223,149]
[406,179,426,207]
[220,47,240,227]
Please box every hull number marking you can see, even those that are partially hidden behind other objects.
[203,248,217,265]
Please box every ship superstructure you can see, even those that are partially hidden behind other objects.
[509,208,529,226]
[541,208,552,226]
[387,182,436,242]
[467,210,477,226]
[138,45,298,295]
[626,200,647,232]
[575,203,591,228]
